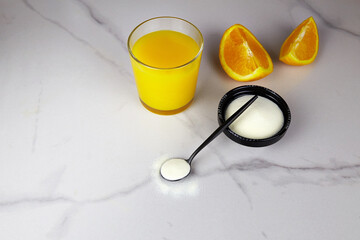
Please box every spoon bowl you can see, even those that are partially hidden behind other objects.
[160,158,191,182]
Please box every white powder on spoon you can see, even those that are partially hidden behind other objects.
[160,158,191,181]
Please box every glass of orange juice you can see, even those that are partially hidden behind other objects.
[128,17,204,115]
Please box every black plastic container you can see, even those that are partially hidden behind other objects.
[218,85,291,147]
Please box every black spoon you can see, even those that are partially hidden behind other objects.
[160,95,258,181]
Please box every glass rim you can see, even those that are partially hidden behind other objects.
[127,16,204,70]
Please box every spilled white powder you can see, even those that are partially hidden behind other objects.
[225,95,284,139]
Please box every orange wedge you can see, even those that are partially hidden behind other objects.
[219,24,273,81]
[279,16,319,65]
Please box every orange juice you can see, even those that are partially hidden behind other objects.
[130,30,202,114]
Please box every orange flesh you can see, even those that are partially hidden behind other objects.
[280,17,318,64]
[224,28,269,75]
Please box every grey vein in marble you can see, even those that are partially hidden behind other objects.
[46,205,80,240]
[0,177,151,208]
[22,0,132,79]
[225,158,360,185]
[31,79,43,153]
[298,0,360,38]
[0,177,150,239]
[228,158,360,173]
[207,150,254,207]
[74,0,128,52]
[191,155,360,186]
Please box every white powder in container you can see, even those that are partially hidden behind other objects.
[225,95,284,139]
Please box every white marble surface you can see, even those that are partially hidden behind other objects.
[1,0,360,239]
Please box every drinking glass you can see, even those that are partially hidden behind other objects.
[128,16,204,115]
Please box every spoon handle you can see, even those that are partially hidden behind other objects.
[187,95,258,164]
